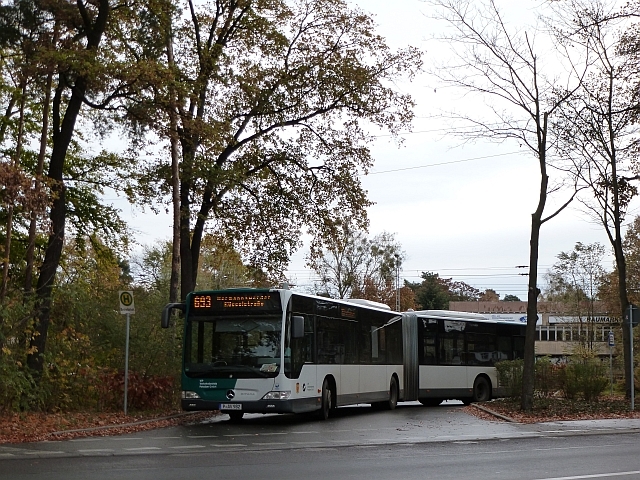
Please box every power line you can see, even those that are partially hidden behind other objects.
[367,151,523,175]
[373,120,529,138]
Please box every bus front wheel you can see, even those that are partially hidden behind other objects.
[319,378,333,420]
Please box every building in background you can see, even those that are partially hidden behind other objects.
[449,301,617,360]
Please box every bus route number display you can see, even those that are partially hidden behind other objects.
[191,292,280,313]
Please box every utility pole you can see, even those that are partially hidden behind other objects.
[394,254,400,311]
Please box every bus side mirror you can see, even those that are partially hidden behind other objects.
[161,302,185,328]
[292,316,305,339]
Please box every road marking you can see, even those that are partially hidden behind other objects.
[124,447,161,451]
[169,445,205,449]
[23,451,64,455]
[111,437,144,441]
[534,472,640,480]
[253,442,287,446]
[210,444,246,447]
[78,449,115,453]
[188,435,218,439]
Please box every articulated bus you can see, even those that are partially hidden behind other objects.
[161,288,526,420]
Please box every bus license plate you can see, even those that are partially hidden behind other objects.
[220,403,242,410]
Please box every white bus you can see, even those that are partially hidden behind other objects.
[161,290,526,420]
[162,288,406,421]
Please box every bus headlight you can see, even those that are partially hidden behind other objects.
[262,391,291,400]
[182,391,201,399]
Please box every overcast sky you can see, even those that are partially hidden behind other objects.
[116,0,632,300]
[284,0,628,299]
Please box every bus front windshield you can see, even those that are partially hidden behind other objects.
[185,315,282,379]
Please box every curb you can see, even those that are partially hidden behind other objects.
[470,403,519,423]
[47,411,212,437]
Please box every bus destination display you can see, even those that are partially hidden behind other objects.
[190,292,281,314]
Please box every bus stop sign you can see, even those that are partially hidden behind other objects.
[119,291,135,315]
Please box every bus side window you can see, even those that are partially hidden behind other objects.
[422,332,436,365]
[439,332,465,365]
[496,336,512,361]
[513,336,525,359]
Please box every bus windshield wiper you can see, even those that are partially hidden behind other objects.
[223,365,270,378]
[186,365,270,378]
[186,370,220,378]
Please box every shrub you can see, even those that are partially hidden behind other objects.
[560,359,609,401]
[497,357,568,400]
[495,359,523,399]
[534,356,555,398]
[0,357,39,412]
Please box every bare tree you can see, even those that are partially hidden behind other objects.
[549,0,639,397]
[427,0,584,410]
[307,225,404,305]
[545,242,606,350]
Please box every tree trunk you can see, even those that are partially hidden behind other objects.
[167,32,180,304]
[179,141,195,299]
[24,71,53,294]
[27,80,84,373]
[26,0,110,374]
[610,151,631,398]
[0,83,26,303]
[521,112,549,412]
[522,213,542,412]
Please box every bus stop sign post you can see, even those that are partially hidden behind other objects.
[119,291,135,415]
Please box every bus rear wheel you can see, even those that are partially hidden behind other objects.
[319,378,333,420]
[472,376,491,403]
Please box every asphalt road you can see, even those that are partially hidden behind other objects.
[2,402,640,480]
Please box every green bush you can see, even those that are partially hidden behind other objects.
[534,356,555,398]
[495,359,523,399]
[0,357,39,412]
[497,357,568,400]
[560,359,609,401]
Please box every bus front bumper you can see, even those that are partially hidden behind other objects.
[181,397,318,414]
